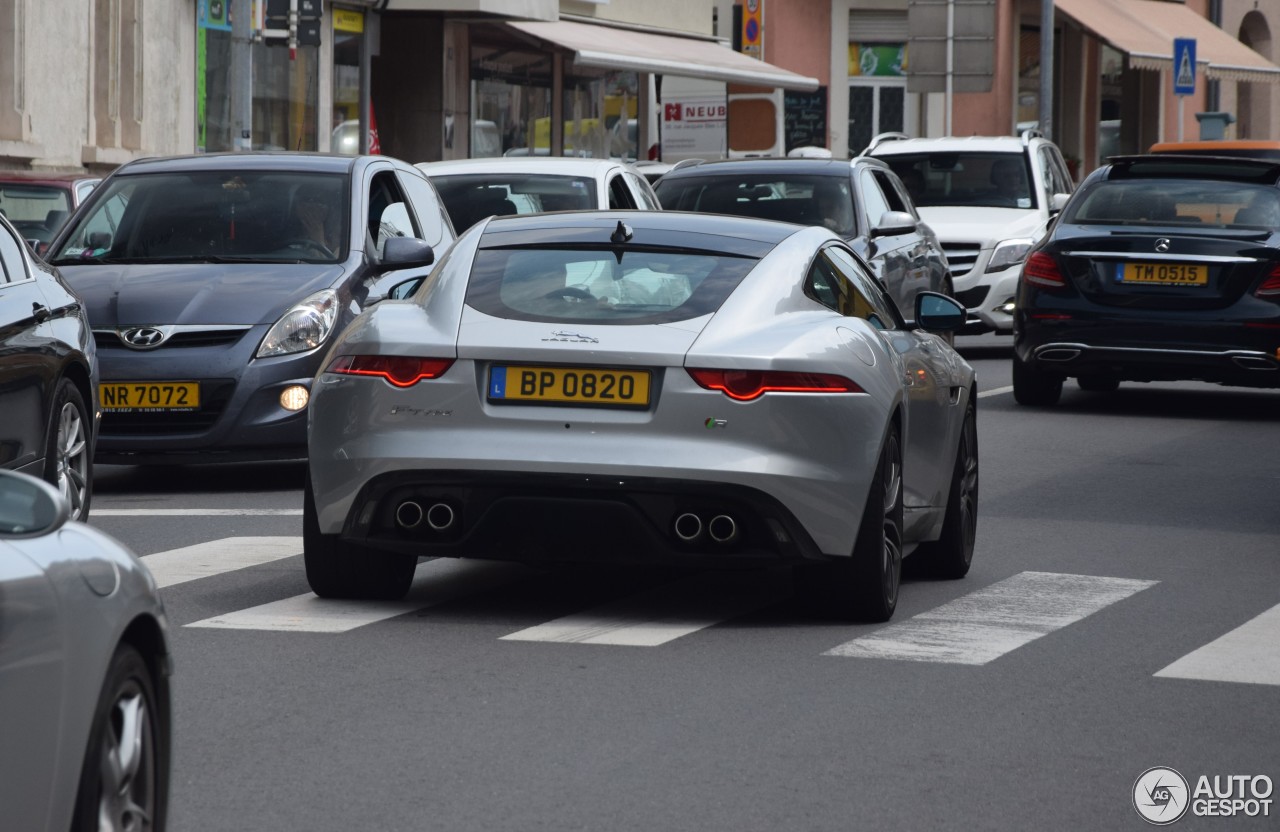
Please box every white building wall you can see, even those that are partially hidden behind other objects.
[6,0,195,172]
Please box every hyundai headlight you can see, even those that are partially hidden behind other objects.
[256,289,339,358]
[985,238,1035,273]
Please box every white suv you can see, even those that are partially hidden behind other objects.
[866,130,1075,334]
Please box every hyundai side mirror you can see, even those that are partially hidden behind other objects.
[367,237,435,276]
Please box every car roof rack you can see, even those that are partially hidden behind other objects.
[863,131,911,154]
[1020,128,1044,147]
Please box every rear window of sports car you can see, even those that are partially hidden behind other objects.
[465,247,757,324]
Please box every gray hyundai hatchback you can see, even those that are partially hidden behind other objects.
[45,152,455,464]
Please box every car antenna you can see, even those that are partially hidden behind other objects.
[610,220,633,244]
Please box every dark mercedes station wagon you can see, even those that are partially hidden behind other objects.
[1013,155,1280,405]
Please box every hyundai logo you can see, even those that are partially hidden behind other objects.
[1155,238,1171,253]
[120,327,168,349]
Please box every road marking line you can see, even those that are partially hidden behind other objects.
[978,385,1013,399]
[95,508,302,516]
[825,571,1157,665]
[186,559,512,633]
[1154,603,1280,686]
[145,537,302,588]
[500,573,783,647]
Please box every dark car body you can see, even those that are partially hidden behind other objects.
[0,171,101,255]
[44,152,455,464]
[653,157,950,315]
[1013,155,1280,405]
[0,212,98,518]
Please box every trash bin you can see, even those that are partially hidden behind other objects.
[1195,112,1236,141]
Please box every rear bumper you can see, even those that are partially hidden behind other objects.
[334,470,829,565]
[1019,340,1280,386]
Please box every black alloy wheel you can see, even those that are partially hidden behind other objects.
[303,477,417,600]
[44,377,93,521]
[1012,352,1063,406]
[914,399,978,579]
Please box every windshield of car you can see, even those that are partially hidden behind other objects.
[465,247,756,325]
[48,171,349,264]
[431,174,597,232]
[655,174,856,236]
[880,152,1034,209]
[0,184,72,247]
[1064,179,1280,227]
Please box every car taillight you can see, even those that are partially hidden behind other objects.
[686,368,863,401]
[326,355,454,387]
[1255,265,1280,297]
[1023,251,1067,289]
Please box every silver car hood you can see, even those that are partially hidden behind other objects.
[63,262,347,327]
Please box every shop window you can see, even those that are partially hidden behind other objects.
[0,0,24,141]
[197,6,319,153]
[331,7,364,154]
[563,70,639,160]
[470,40,551,157]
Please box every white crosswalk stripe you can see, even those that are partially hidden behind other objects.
[500,572,785,646]
[185,559,513,633]
[824,571,1157,665]
[1154,603,1280,686]
[143,537,302,588]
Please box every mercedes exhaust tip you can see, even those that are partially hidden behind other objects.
[708,514,738,544]
[426,502,456,531]
[395,500,425,530]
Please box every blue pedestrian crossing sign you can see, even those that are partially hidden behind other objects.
[1174,38,1196,96]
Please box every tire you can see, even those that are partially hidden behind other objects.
[797,424,905,622]
[304,477,416,600]
[914,400,978,579]
[1012,353,1063,406]
[43,377,92,521]
[1077,375,1120,393]
[71,643,167,832]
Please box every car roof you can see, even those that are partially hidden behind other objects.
[474,208,803,257]
[417,157,633,177]
[1101,154,1280,183]
[112,152,364,176]
[1149,140,1280,161]
[867,135,1032,155]
[0,170,99,186]
[656,157,884,178]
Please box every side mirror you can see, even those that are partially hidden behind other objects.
[911,291,967,332]
[0,469,70,537]
[387,275,427,301]
[871,210,918,238]
[367,237,435,276]
[1050,193,1070,214]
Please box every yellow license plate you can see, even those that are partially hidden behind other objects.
[1121,263,1208,285]
[488,366,651,407]
[100,382,200,411]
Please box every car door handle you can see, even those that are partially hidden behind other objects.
[32,302,51,323]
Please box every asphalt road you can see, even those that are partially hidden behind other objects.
[89,334,1280,831]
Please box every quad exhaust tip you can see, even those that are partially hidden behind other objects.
[674,512,703,542]
[395,500,456,532]
[708,514,738,544]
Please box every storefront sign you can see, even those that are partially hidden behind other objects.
[334,9,364,34]
[662,97,727,160]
